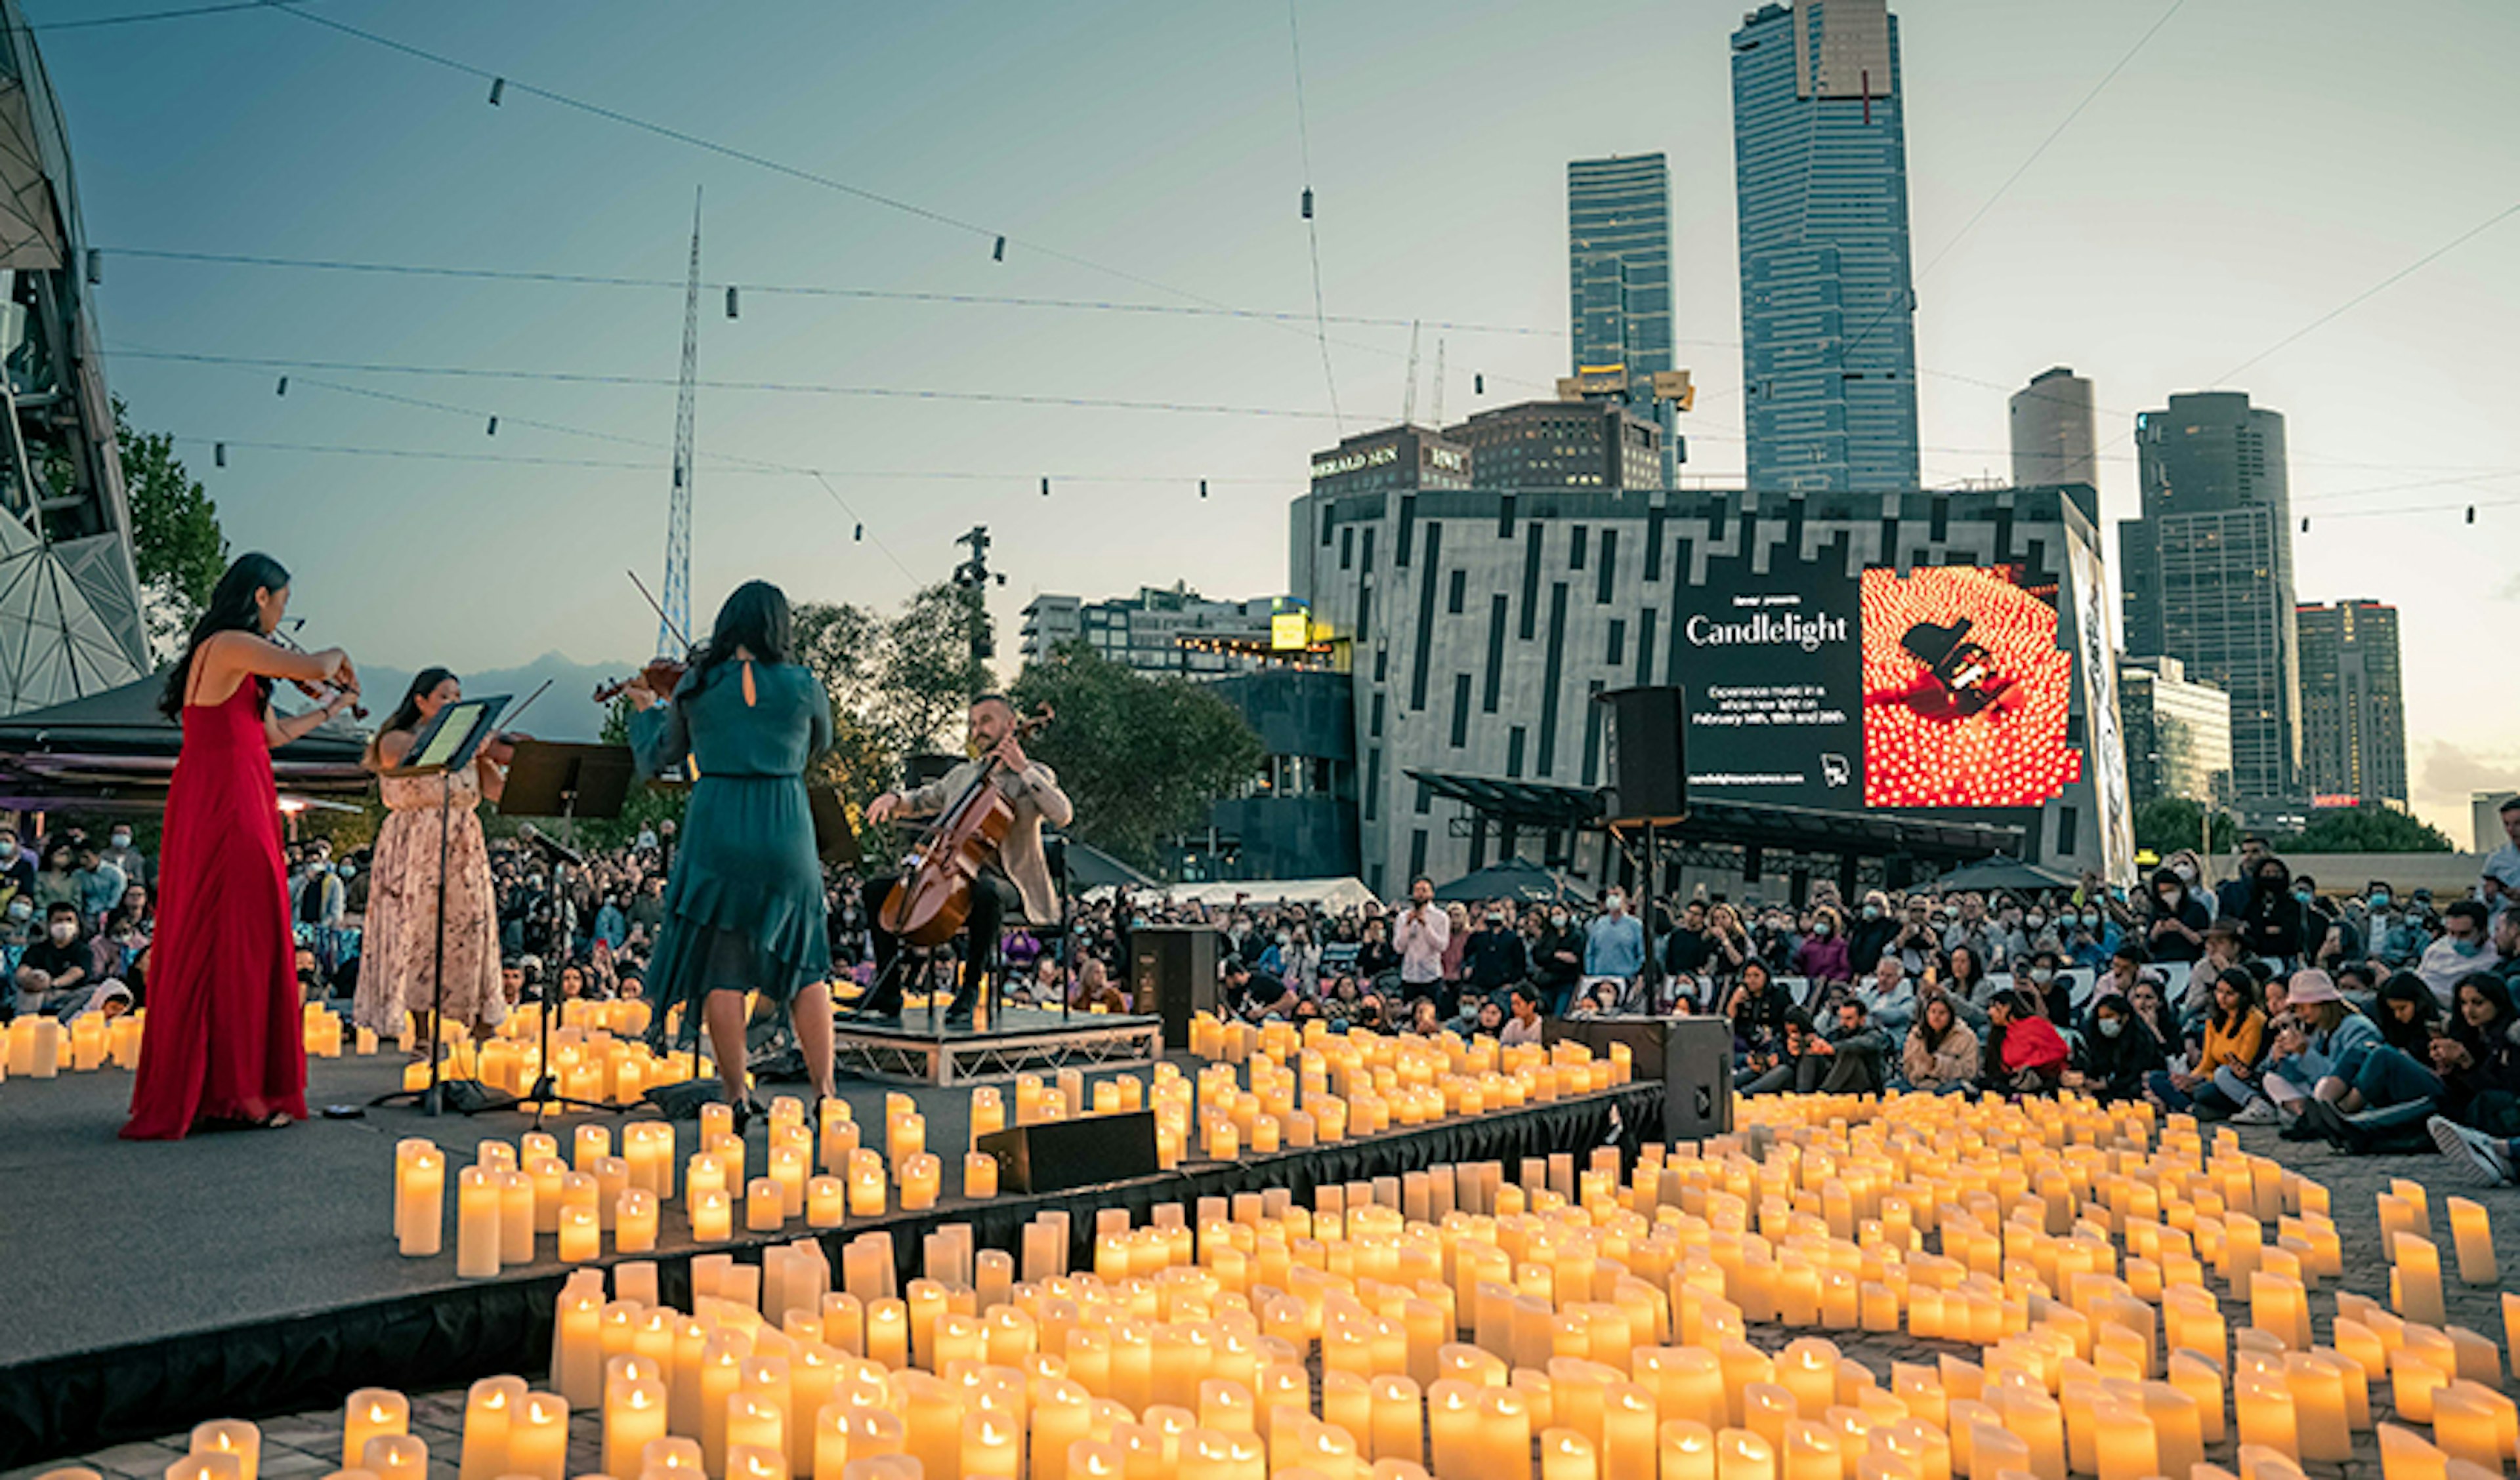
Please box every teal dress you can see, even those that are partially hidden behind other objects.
[629,658,833,1047]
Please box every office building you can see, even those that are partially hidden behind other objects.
[1442,400,1662,494]
[1288,482,2128,894]
[1307,424,1473,503]
[2117,655,2233,807]
[2296,600,2407,808]
[2010,367,2098,520]
[1017,585,1279,676]
[2118,390,2299,804]
[1731,0,1922,493]
[1568,153,1674,379]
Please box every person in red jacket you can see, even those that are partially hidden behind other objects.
[1984,988,2068,1095]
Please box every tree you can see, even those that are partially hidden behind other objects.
[2279,804,2453,854]
[876,583,990,758]
[1011,642,1263,873]
[576,697,688,851]
[2134,796,2236,857]
[110,398,229,662]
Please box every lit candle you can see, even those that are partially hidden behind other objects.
[1540,1428,1597,1480]
[341,1389,408,1471]
[1476,1389,1532,1477]
[2393,1233,2446,1328]
[499,1170,534,1265]
[2446,1199,2497,1286]
[2090,1398,2155,1480]
[693,1188,734,1243]
[558,1204,600,1262]
[749,1176,788,1233]
[507,1393,567,1480]
[603,1377,669,1479]
[960,1412,1020,1480]
[1662,1420,1717,1480]
[1717,1428,1775,1480]
[900,1154,941,1212]
[394,1143,444,1258]
[358,1436,424,1480]
[808,1176,848,1227]
[1032,1378,1093,1480]
[459,1376,527,1480]
[965,1152,999,1201]
[2376,1422,2448,1480]
[192,1421,261,1480]
[618,1189,661,1254]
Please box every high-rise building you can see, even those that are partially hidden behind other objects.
[2011,367,2098,520]
[1731,0,1922,493]
[2296,600,2407,808]
[1567,154,1673,379]
[1444,400,1662,493]
[2117,655,2233,808]
[2119,390,2300,804]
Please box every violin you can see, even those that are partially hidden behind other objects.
[878,703,1055,948]
[272,628,366,719]
[593,657,690,705]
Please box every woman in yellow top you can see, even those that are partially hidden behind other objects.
[2147,965,2266,1115]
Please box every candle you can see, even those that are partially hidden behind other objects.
[604,1377,670,1479]
[1662,1420,1717,1480]
[2377,1423,2447,1480]
[809,1176,848,1227]
[693,1189,734,1243]
[1718,1428,1775,1480]
[1033,1378,1093,1480]
[558,1204,600,1262]
[394,1143,444,1257]
[1475,1389,1531,1477]
[900,1154,941,1212]
[1780,1422,1838,1480]
[341,1390,408,1470]
[960,1412,1020,1479]
[507,1393,567,1480]
[2446,1198,2497,1285]
[2090,1399,2155,1480]
[749,1176,788,1233]
[1540,1428,1597,1480]
[459,1376,527,1480]
[619,1189,661,1254]
[164,1459,239,1480]
[453,1169,501,1278]
[965,1152,999,1201]
[2393,1233,2446,1328]
[193,1422,261,1480]
[499,1170,535,1265]
[358,1436,423,1480]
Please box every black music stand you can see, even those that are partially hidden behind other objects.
[499,740,636,1128]
[369,695,511,1117]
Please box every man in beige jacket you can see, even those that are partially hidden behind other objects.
[857,695,1073,1024]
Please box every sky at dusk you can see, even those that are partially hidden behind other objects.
[43,0,2520,838]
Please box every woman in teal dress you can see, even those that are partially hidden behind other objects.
[625,581,837,1117]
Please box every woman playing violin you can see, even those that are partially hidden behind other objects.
[353,668,513,1052]
[623,580,837,1122]
[125,552,358,1139]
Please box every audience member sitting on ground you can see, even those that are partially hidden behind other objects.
[1852,955,1919,1037]
[1981,989,2069,1096]
[2148,966,2268,1117]
[2067,991,2164,1102]
[1499,984,1545,1046]
[2232,968,2376,1125]
[1901,993,1980,1095]
[2418,900,2502,1006]
[1744,998,1891,1096]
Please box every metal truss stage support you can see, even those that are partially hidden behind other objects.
[832,1010,1163,1086]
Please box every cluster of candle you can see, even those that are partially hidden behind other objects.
[1179,1018,1631,1165]
[392,1000,679,1106]
[1,1008,141,1082]
[125,1084,2520,1480]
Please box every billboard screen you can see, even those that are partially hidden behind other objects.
[1678,558,1864,809]
[1858,564,2081,809]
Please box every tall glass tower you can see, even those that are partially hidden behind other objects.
[1730,0,1921,492]
[1566,154,1673,377]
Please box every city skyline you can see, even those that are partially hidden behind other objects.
[54,0,2520,840]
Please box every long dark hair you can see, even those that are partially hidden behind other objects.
[366,667,457,765]
[161,552,289,719]
[689,580,791,692]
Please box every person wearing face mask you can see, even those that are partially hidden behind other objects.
[2217,836,2272,920]
[1845,891,1898,975]
[2143,867,2211,963]
[0,825,33,899]
[1,892,36,955]
[2418,901,2504,1007]
[1794,905,1853,985]
[100,825,148,890]
[2065,991,2165,1102]
[2240,857,2305,969]
[2063,902,2113,972]
[1530,904,1584,1014]
[2365,883,2424,968]
[15,901,104,1019]
[1465,907,1527,1001]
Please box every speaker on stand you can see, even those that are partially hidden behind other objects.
[1597,686,1687,1009]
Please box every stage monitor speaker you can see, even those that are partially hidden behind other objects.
[1545,1014,1732,1143]
[1129,925,1219,1050]
[978,1110,1158,1194]
[1597,685,1687,825]
[903,753,961,789]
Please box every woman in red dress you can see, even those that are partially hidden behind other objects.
[124,553,359,1140]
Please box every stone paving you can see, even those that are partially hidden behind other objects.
[7,1122,2515,1480]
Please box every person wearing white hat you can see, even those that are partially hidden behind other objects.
[2228,968,2379,1126]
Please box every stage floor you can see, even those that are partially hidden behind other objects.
[0,1049,1660,1466]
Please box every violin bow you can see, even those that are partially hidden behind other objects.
[626,569,694,653]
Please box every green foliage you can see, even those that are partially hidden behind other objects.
[2278,804,2454,854]
[2133,796,2237,857]
[109,398,229,659]
[572,697,688,852]
[1011,641,1263,874]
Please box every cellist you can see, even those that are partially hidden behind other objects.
[857,694,1072,1024]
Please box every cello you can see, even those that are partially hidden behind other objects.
[877,703,1054,948]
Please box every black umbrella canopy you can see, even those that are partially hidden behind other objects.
[1433,856,1583,905]
[0,674,371,810]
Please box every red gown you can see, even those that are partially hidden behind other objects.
[123,679,306,1139]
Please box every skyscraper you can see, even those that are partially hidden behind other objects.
[1566,154,1673,379]
[2011,367,2098,519]
[1731,0,1922,493]
[2117,655,2234,808]
[2119,390,2300,804]
[2296,600,2407,808]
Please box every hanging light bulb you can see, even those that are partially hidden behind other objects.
[992,236,1006,262]
[2299,516,2307,532]
[2466,505,2477,524]
[1041,476,1051,497]
[1199,480,1209,499]
[486,416,497,436]
[85,249,102,286]
[853,524,863,542]
[276,375,288,396]
[488,77,505,106]
[213,442,226,468]
[1301,187,1314,220]
[725,285,740,319]
[1474,373,1484,395]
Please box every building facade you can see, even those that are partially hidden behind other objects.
[1178,668,1362,883]
[1289,482,2128,895]
[1017,586,1278,676]
[2119,390,2299,805]
[2010,367,2098,519]
[2117,654,2233,808]
[1567,153,1674,379]
[1442,400,1663,493]
[1731,0,1922,493]
[1307,424,1474,503]
[2296,600,2407,808]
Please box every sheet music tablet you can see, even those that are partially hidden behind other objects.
[385,694,510,777]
